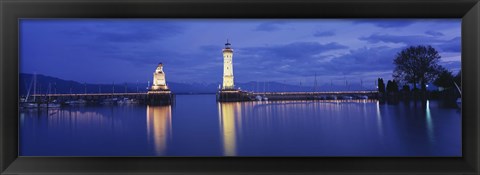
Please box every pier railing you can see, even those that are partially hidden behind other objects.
[31,92,147,97]
[217,90,379,102]
[28,92,173,105]
[249,91,378,95]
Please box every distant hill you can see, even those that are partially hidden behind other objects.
[19,73,219,95]
[19,73,377,96]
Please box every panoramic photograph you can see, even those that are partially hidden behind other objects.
[19,19,461,156]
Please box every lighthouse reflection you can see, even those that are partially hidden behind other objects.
[218,102,242,156]
[146,105,172,155]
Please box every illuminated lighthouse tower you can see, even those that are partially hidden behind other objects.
[222,40,234,90]
[217,40,246,102]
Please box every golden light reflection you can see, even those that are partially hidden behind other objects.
[218,102,242,156]
[147,105,172,155]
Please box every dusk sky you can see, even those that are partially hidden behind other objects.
[20,19,461,86]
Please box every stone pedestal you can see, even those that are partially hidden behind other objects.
[217,89,251,102]
[147,90,173,105]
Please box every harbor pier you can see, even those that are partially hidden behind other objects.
[147,91,173,105]
[252,91,379,101]
[29,92,174,105]
[216,90,252,102]
[217,90,379,102]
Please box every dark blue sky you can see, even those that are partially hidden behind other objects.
[20,19,461,87]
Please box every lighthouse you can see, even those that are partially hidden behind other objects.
[217,40,250,102]
[222,40,234,90]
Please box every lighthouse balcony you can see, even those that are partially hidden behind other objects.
[147,90,171,94]
[221,85,237,91]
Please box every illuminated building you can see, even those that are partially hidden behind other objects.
[147,63,172,105]
[217,40,250,101]
[217,40,250,102]
[150,63,169,91]
[222,40,234,90]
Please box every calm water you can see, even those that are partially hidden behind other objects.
[20,94,461,156]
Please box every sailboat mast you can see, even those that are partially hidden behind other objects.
[263,81,266,94]
[24,76,34,102]
[48,83,51,101]
[33,73,37,102]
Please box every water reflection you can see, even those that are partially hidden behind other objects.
[217,100,385,156]
[376,101,384,138]
[19,95,461,156]
[218,102,242,156]
[146,105,172,155]
[425,100,435,143]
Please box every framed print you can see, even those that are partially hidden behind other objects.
[1,0,479,174]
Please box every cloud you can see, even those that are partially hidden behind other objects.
[353,20,415,28]
[359,34,460,53]
[232,42,399,79]
[436,37,461,52]
[425,30,444,37]
[21,19,461,85]
[220,42,348,82]
[313,31,335,37]
[240,42,348,62]
[327,46,398,72]
[233,40,459,83]
[359,34,435,45]
[95,31,158,43]
[62,21,184,43]
[49,21,188,70]
[254,21,287,32]
[441,61,461,73]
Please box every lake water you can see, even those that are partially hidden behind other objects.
[19,94,461,156]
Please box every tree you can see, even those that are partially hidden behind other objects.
[386,80,399,98]
[391,80,399,93]
[433,67,454,89]
[386,80,393,94]
[393,45,443,98]
[378,78,385,94]
[402,85,410,92]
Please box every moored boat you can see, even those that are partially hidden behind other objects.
[101,98,118,105]
[65,99,87,105]
[20,102,38,108]
[39,103,61,108]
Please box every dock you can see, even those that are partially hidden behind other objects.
[30,92,173,105]
[217,90,379,102]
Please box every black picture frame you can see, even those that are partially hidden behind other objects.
[1,0,479,174]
